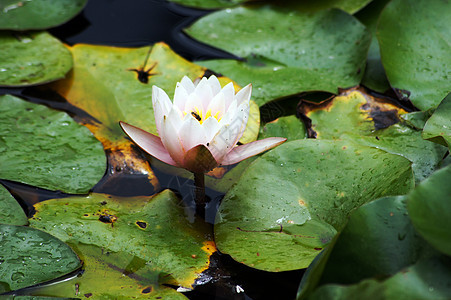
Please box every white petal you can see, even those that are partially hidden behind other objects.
[173,82,189,111]
[152,86,172,115]
[202,116,221,141]
[218,99,238,127]
[195,77,214,111]
[208,124,237,162]
[206,91,225,117]
[221,82,236,110]
[180,76,195,93]
[160,115,185,165]
[184,93,201,113]
[119,122,177,167]
[221,137,287,165]
[207,75,222,96]
[235,83,252,106]
[229,102,250,146]
[153,99,165,136]
[178,115,208,151]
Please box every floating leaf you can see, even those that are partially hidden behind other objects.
[0,32,73,87]
[408,165,451,257]
[0,224,81,293]
[300,88,448,183]
[423,93,451,148]
[215,139,414,271]
[0,0,87,30]
[377,0,451,110]
[0,185,27,226]
[29,190,215,289]
[0,95,105,194]
[167,0,248,9]
[187,6,371,105]
[32,243,188,299]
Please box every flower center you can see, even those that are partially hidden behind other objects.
[186,107,221,124]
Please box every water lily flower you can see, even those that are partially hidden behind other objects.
[120,75,286,174]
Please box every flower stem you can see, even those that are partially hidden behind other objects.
[194,172,206,219]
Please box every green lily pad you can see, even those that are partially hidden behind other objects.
[377,0,451,110]
[423,93,451,148]
[0,184,27,226]
[259,115,306,142]
[356,0,391,92]
[187,6,371,105]
[169,0,372,13]
[31,243,188,299]
[308,255,451,300]
[0,224,81,293]
[302,88,448,183]
[0,0,87,30]
[0,94,105,194]
[215,139,414,271]
[167,0,248,9]
[29,190,215,289]
[407,165,451,256]
[0,32,73,87]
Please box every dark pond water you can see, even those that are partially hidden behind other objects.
[0,0,305,299]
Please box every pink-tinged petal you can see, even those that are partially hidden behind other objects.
[220,137,287,165]
[119,121,178,167]
[160,114,185,165]
[207,75,221,96]
[202,116,220,141]
[173,82,189,111]
[152,86,172,115]
[182,144,218,173]
[180,76,195,93]
[235,83,252,106]
[178,114,208,151]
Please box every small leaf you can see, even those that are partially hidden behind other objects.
[0,32,73,87]
[0,224,81,293]
[259,115,306,142]
[423,93,451,148]
[0,0,88,30]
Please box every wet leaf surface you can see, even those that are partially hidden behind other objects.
[0,224,81,293]
[259,115,307,142]
[300,88,448,183]
[0,95,105,194]
[29,190,216,289]
[187,6,371,105]
[0,185,27,226]
[407,165,451,257]
[423,93,451,148]
[215,139,414,271]
[0,0,87,30]
[0,32,73,87]
[377,0,451,110]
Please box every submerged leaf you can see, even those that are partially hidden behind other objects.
[0,95,105,194]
